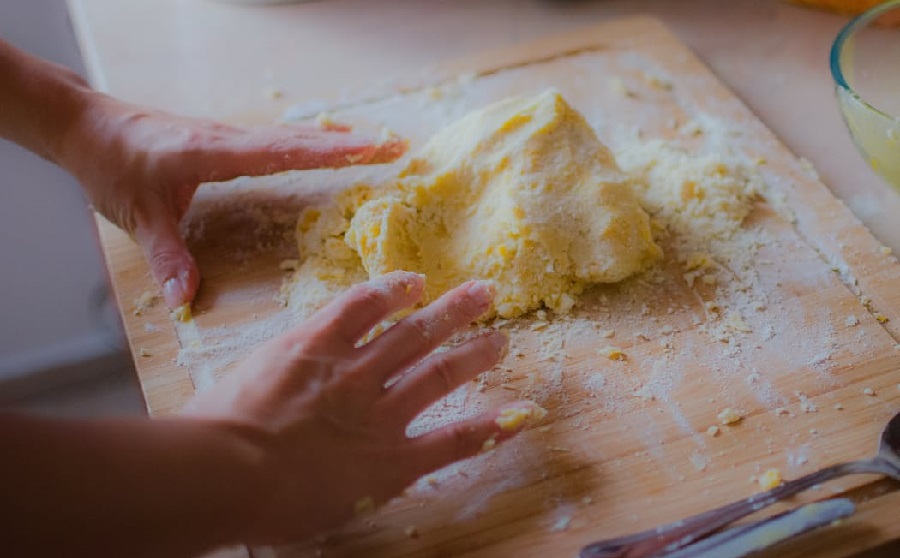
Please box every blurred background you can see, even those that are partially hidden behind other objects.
[0,0,144,416]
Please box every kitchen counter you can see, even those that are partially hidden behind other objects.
[63,1,900,556]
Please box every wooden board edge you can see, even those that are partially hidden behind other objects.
[265,16,670,122]
[95,216,191,416]
[431,16,669,83]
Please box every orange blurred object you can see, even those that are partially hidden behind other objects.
[792,0,884,14]
[792,0,900,25]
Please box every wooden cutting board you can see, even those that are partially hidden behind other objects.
[102,16,900,558]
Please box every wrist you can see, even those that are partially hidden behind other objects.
[185,418,281,547]
[52,85,112,174]
[0,40,97,165]
[18,62,100,169]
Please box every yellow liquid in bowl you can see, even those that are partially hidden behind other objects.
[838,86,900,189]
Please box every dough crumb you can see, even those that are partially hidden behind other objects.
[133,290,159,316]
[717,407,743,425]
[643,71,673,91]
[495,402,548,432]
[598,347,627,361]
[171,304,192,323]
[481,435,498,453]
[759,468,782,490]
[725,311,752,333]
[797,392,818,413]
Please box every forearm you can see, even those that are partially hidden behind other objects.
[0,39,96,164]
[0,412,269,558]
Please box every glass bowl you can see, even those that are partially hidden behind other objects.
[831,0,900,189]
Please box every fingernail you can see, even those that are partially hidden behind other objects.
[163,270,191,308]
[495,401,549,433]
[163,277,181,308]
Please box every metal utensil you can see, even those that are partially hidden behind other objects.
[580,410,900,558]
[659,498,855,558]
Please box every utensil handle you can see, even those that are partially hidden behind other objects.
[660,498,856,558]
[579,457,885,558]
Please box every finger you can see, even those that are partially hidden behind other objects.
[196,130,408,183]
[133,213,200,309]
[405,402,546,476]
[355,281,494,384]
[305,271,425,350]
[380,331,507,425]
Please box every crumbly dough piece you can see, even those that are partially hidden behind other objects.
[615,138,761,240]
[343,90,660,318]
[286,186,373,318]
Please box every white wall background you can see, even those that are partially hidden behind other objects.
[0,0,127,393]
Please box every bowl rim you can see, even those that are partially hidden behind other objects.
[830,0,900,119]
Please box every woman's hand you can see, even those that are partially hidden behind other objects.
[0,39,405,308]
[183,271,538,545]
[59,94,406,308]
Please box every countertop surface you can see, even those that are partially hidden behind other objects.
[63,1,900,556]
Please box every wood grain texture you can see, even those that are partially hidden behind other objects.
[101,17,900,558]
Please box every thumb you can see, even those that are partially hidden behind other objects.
[134,213,200,309]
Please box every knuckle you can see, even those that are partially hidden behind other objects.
[429,357,455,393]
[321,285,388,345]
[353,284,391,315]
[475,338,502,368]
[148,249,185,275]
[398,317,432,346]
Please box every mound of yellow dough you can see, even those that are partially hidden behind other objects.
[342,90,660,318]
